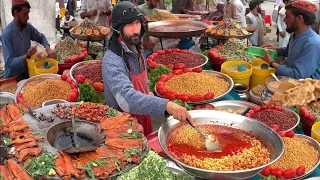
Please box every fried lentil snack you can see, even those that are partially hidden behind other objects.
[271,137,319,172]
[165,72,229,96]
[22,78,71,104]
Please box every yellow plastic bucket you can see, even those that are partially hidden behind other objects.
[250,59,276,88]
[34,58,59,75]
[221,61,252,86]
[312,121,320,142]
[27,54,38,77]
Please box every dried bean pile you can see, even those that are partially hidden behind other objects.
[251,109,297,131]
[72,61,102,83]
[154,52,205,68]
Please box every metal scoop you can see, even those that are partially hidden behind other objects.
[61,116,97,154]
[271,73,281,83]
[186,119,220,151]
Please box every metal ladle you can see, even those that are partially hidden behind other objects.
[271,73,281,83]
[186,119,220,151]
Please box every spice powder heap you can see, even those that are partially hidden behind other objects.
[165,72,229,96]
[22,78,72,105]
[271,137,319,172]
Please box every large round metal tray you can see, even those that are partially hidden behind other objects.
[147,20,208,39]
[158,110,284,180]
[155,70,234,105]
[0,92,16,107]
[259,134,320,180]
[208,33,252,40]
[149,52,208,69]
[14,74,61,103]
[71,32,106,41]
[260,87,296,110]
[22,103,148,179]
[69,60,102,85]
[174,14,201,21]
[209,100,256,114]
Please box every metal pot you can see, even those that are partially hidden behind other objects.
[233,83,250,101]
[158,110,284,180]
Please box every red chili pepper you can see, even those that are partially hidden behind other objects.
[147,59,156,68]
[248,110,254,114]
[278,131,286,137]
[156,81,165,89]
[270,124,279,132]
[306,114,316,121]
[270,168,283,178]
[189,94,205,102]
[296,165,306,176]
[192,67,203,73]
[204,92,214,100]
[175,94,190,102]
[283,168,296,179]
[285,130,295,138]
[245,113,252,118]
[261,166,271,176]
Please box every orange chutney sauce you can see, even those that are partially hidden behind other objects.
[168,125,255,160]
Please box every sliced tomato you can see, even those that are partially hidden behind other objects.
[192,67,203,73]
[285,130,295,138]
[278,131,286,137]
[204,92,214,100]
[156,81,165,89]
[61,74,68,81]
[172,48,180,52]
[296,165,306,176]
[66,77,73,84]
[203,104,215,110]
[267,104,275,109]
[173,69,183,75]
[274,105,283,111]
[157,86,167,95]
[261,166,271,176]
[164,91,176,100]
[176,94,190,102]
[270,124,279,132]
[189,94,204,102]
[93,82,104,92]
[166,64,174,69]
[166,73,174,79]
[252,106,261,112]
[270,168,283,178]
[158,75,169,82]
[261,106,268,110]
[157,50,166,55]
[173,63,186,70]
[183,68,193,73]
[283,168,296,179]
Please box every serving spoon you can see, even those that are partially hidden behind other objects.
[186,119,220,151]
[271,73,281,83]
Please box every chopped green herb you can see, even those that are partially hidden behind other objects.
[260,175,278,180]
[118,131,142,139]
[81,160,108,179]
[0,118,3,124]
[105,108,119,117]
[172,99,194,110]
[79,83,105,103]
[3,137,13,150]
[25,152,57,178]
[0,174,5,180]
[122,151,192,180]
[124,148,142,157]
[148,65,172,92]
[19,106,26,115]
[102,156,121,171]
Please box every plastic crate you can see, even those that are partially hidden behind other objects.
[246,46,278,59]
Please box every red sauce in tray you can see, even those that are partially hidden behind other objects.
[168,125,255,160]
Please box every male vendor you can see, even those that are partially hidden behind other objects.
[261,0,320,79]
[1,0,54,79]
[103,2,194,135]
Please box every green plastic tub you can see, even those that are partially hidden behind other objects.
[246,46,278,59]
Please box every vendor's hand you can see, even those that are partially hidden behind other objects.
[46,47,55,59]
[166,101,195,126]
[258,49,273,64]
[261,43,277,49]
[148,92,154,96]
[279,31,285,37]
[27,46,37,57]
[90,10,98,16]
